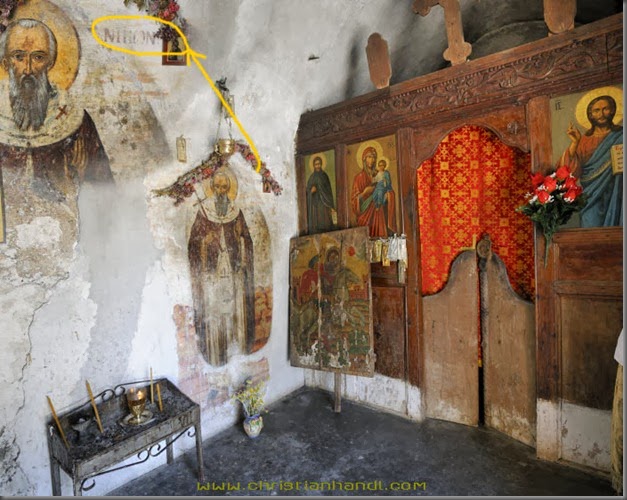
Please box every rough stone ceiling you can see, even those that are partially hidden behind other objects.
[389,0,622,84]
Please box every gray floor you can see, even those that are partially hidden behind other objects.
[109,388,615,496]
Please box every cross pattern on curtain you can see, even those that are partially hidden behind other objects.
[417,125,535,302]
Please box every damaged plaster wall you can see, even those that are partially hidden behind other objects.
[1,0,439,495]
[0,0,620,496]
[305,371,423,421]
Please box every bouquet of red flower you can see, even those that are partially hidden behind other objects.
[516,165,587,265]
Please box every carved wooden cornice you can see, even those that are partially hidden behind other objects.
[297,15,622,150]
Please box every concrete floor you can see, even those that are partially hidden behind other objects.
[109,388,614,496]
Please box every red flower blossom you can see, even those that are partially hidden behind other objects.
[555,165,571,181]
[563,185,583,202]
[348,246,356,257]
[536,190,550,204]
[542,176,557,193]
[563,176,577,190]
[531,172,545,189]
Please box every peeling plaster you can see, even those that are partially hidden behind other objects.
[536,399,560,461]
[15,216,62,248]
[305,370,423,421]
[1,0,619,496]
[560,401,611,472]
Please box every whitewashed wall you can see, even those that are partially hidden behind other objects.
[1,0,617,496]
[0,0,448,495]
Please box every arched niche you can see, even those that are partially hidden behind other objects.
[414,121,534,300]
[416,122,536,446]
[413,106,530,168]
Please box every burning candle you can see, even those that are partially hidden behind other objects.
[126,387,147,424]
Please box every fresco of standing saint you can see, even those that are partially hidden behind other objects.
[188,166,272,366]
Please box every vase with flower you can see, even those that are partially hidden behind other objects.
[516,165,588,266]
[232,378,266,438]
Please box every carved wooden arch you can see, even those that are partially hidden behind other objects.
[413,105,529,168]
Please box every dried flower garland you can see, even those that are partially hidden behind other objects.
[153,141,283,204]
[123,0,187,41]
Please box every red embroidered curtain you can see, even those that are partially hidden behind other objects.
[417,125,535,302]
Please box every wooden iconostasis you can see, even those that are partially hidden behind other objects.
[295,14,623,464]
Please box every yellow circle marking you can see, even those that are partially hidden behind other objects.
[575,86,623,129]
[91,15,262,173]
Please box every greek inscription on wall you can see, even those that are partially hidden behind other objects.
[101,28,160,46]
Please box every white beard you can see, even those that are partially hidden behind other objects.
[8,67,54,131]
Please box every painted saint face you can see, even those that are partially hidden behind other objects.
[313,157,322,171]
[3,25,53,81]
[364,153,376,174]
[587,98,615,128]
[212,175,230,196]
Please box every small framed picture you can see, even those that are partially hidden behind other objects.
[162,37,186,66]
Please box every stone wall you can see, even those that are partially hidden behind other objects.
[0,0,618,495]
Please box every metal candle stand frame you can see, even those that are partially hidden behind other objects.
[46,378,204,496]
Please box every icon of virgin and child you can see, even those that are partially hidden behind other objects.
[350,140,397,238]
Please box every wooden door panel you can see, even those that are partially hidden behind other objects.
[535,227,623,466]
[423,251,479,426]
[560,295,623,410]
[372,286,406,379]
[482,251,536,447]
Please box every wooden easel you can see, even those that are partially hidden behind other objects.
[334,372,342,413]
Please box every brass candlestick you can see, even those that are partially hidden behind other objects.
[126,388,147,425]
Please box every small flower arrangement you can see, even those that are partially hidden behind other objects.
[516,165,587,265]
[232,378,266,418]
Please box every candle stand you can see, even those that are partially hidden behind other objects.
[46,378,204,496]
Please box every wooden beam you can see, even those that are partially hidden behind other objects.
[334,372,342,412]
[413,0,471,66]
[544,0,576,36]
[366,33,392,89]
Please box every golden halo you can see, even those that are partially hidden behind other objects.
[308,153,328,172]
[575,86,623,129]
[0,0,80,90]
[202,166,239,201]
[355,140,383,172]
